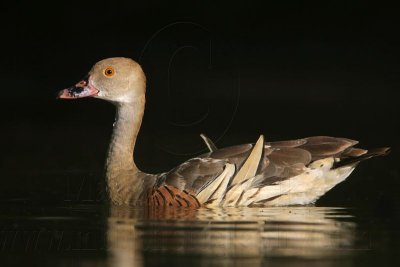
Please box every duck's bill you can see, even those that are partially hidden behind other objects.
[57,75,99,99]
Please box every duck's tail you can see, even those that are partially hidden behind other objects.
[333,147,390,169]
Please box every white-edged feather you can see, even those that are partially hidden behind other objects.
[231,135,264,185]
[196,163,235,204]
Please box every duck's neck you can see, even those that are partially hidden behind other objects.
[106,96,145,181]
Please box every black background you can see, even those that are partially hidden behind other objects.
[1,1,399,214]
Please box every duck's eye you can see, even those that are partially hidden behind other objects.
[104,67,115,77]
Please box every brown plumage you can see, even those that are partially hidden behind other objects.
[149,135,389,207]
[149,186,201,208]
[58,57,390,207]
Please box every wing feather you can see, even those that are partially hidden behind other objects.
[300,136,358,160]
[163,158,228,194]
[150,135,388,207]
[231,135,264,185]
[196,163,235,205]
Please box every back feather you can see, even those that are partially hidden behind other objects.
[150,135,390,207]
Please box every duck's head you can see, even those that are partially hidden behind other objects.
[58,57,146,104]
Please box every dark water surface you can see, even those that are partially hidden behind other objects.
[1,203,399,267]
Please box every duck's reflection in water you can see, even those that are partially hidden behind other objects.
[107,206,356,267]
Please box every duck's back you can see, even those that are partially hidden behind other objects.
[147,136,389,207]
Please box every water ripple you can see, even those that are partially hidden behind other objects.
[107,206,356,267]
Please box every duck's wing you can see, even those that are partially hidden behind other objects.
[149,157,233,208]
[149,136,264,208]
[149,135,389,207]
